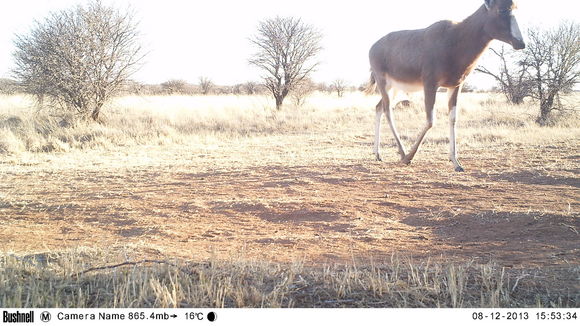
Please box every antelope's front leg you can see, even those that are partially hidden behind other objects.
[448,87,464,172]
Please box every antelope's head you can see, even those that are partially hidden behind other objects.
[483,0,526,50]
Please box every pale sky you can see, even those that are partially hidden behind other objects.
[0,0,577,87]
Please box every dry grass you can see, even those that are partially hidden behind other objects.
[1,92,578,155]
[1,248,577,308]
[0,93,371,153]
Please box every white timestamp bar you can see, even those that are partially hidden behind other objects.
[2,308,577,326]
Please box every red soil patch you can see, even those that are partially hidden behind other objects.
[1,140,578,268]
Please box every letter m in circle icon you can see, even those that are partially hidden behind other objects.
[40,311,51,322]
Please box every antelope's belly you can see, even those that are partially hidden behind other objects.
[387,76,423,93]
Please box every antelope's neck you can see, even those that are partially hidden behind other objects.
[454,6,493,74]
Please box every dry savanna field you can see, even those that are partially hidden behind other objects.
[0,92,578,307]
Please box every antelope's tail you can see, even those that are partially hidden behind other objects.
[364,72,377,95]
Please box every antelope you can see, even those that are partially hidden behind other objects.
[369,0,525,171]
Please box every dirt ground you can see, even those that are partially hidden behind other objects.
[1,135,578,268]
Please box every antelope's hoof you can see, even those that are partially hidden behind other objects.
[400,157,412,165]
[374,153,383,162]
[454,166,465,172]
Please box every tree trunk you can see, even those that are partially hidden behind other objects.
[537,94,555,126]
[510,93,525,105]
[275,95,284,110]
[91,103,103,122]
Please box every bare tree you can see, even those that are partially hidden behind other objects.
[290,78,316,107]
[524,22,580,125]
[243,81,258,95]
[198,76,213,95]
[476,46,532,104]
[330,79,347,97]
[13,0,144,122]
[249,16,322,110]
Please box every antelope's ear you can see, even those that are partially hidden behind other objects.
[484,0,495,10]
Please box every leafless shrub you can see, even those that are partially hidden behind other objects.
[198,76,214,95]
[317,82,332,93]
[290,78,316,107]
[231,84,242,95]
[138,84,164,96]
[461,82,477,93]
[330,79,347,97]
[243,81,259,95]
[161,79,194,95]
[120,80,145,96]
[249,16,322,110]
[12,0,144,122]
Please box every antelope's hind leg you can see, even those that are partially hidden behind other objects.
[374,99,384,161]
[374,76,407,161]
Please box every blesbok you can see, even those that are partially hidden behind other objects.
[369,0,525,171]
